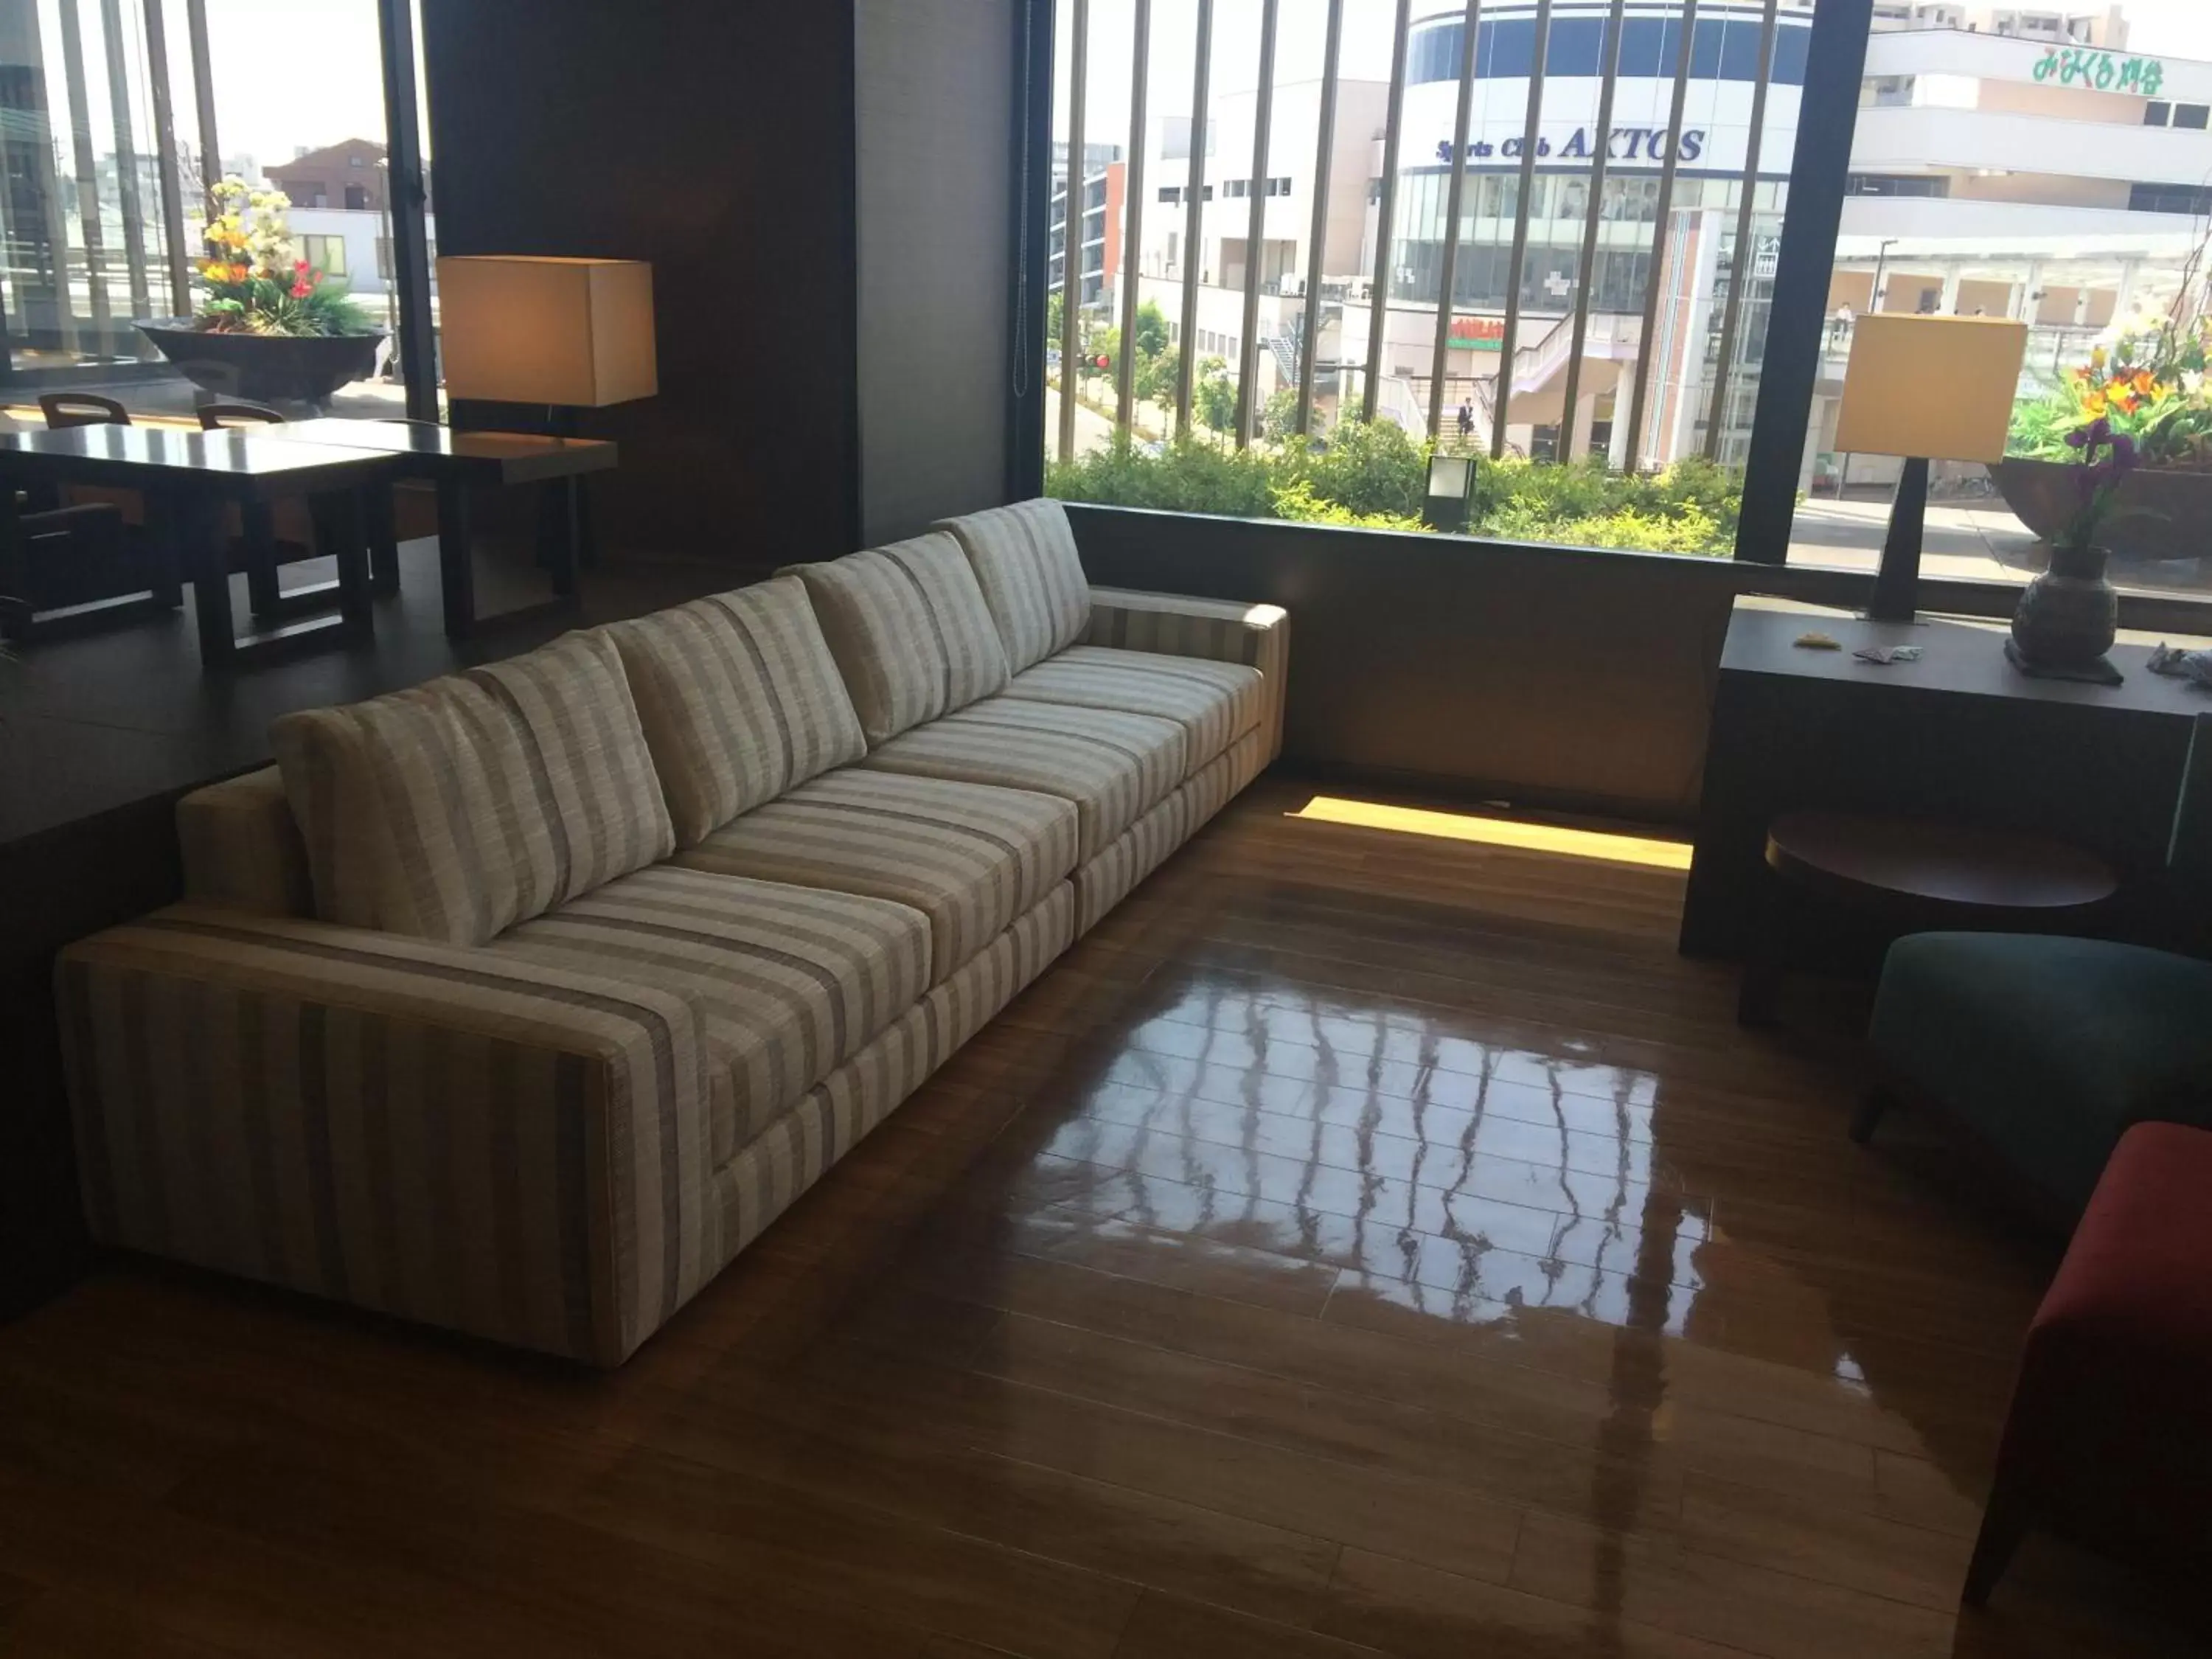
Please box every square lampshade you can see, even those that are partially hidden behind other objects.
[437,256,658,407]
[1834,313,2026,463]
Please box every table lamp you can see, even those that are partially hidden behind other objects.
[436,256,658,422]
[1833,313,2026,622]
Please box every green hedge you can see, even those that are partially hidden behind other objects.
[1046,425,1742,554]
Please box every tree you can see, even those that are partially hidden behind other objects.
[1261,386,1310,443]
[1046,289,1065,350]
[1295,417,1431,519]
[1133,299,1171,358]
[1136,344,1180,408]
[1193,356,1237,434]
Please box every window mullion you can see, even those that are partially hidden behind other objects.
[1115,0,1152,432]
[1492,0,1553,460]
[1425,0,1484,441]
[1360,0,1413,423]
[1173,0,1214,431]
[1293,0,1343,436]
[1621,0,1699,473]
[1703,0,1781,463]
[1558,0,1627,465]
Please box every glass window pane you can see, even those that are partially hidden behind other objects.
[1784,7,2212,601]
[1045,0,1824,557]
[0,0,179,378]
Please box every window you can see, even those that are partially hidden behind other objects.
[1845,175,1950,198]
[298,234,349,278]
[1035,1,1973,571]
[2129,183,2212,217]
[1782,10,2212,602]
[0,0,426,410]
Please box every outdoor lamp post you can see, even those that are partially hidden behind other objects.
[1425,450,1478,534]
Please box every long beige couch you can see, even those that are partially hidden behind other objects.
[55,501,1286,1366]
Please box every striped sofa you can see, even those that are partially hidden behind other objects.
[56,500,1286,1366]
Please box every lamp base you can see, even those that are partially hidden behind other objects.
[1865,456,1928,624]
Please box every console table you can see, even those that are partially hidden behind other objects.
[1681,599,2208,960]
[268,420,617,639]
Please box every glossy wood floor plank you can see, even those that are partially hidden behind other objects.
[2,779,2202,1657]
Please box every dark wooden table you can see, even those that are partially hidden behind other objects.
[268,420,618,639]
[1683,599,2209,961]
[0,427,402,667]
[1737,809,2121,1024]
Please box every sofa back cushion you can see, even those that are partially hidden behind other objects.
[791,533,1009,746]
[271,630,675,946]
[608,577,866,845]
[938,498,1090,675]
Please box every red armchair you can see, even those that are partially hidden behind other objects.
[1966,1119,2212,1602]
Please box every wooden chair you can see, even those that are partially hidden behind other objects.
[195,400,288,430]
[0,497,147,644]
[37,392,132,430]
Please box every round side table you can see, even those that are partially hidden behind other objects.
[1736,810,2120,1029]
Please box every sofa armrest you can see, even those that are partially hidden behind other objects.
[1085,586,1290,759]
[177,765,315,917]
[58,905,720,1366]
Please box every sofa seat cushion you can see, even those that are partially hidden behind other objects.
[858,696,1187,863]
[672,770,1077,983]
[1001,645,1263,775]
[271,629,674,947]
[1871,932,2212,1214]
[790,534,1009,746]
[606,576,866,846]
[937,498,1091,675]
[493,865,933,1163]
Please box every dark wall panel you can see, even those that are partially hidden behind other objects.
[421,1,861,563]
[855,0,1020,543]
[1066,504,1746,822]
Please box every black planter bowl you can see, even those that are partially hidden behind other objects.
[1987,456,2212,565]
[137,319,384,408]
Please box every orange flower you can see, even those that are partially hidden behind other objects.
[2131,369,2157,396]
[229,263,249,283]
[2081,389,2110,417]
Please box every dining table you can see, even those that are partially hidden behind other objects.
[0,425,403,667]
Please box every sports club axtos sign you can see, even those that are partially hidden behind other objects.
[1433,125,1710,164]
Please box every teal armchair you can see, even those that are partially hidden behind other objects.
[1860,714,2212,1217]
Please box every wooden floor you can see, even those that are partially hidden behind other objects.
[1,780,2202,1658]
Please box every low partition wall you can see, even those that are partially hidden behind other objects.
[1062,504,1744,824]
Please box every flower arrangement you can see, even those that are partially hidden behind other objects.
[192,177,374,338]
[2009,310,2212,470]
[2054,416,2140,552]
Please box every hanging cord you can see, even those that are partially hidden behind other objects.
[1010,0,1035,401]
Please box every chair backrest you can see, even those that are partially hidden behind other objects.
[38,392,131,430]
[197,400,287,431]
